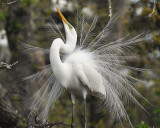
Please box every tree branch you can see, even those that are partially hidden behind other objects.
[26,109,70,128]
[3,0,18,6]
[148,0,156,17]
[108,0,112,18]
[0,61,18,69]
[0,84,18,127]
[32,122,71,128]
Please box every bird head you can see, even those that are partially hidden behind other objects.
[56,7,77,42]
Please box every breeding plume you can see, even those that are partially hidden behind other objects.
[23,8,148,128]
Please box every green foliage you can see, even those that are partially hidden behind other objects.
[18,117,27,127]
[153,109,160,126]
[152,32,160,45]
[0,10,8,20]
[14,94,19,101]
[19,0,35,7]
[45,9,52,15]
[135,121,151,128]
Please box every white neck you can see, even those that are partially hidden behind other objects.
[49,28,77,83]
[49,37,76,75]
[60,34,77,53]
[50,38,76,88]
[49,32,77,67]
[50,38,64,71]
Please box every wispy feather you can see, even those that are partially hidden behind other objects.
[22,10,149,127]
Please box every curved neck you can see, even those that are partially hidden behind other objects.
[50,38,68,87]
[61,30,77,53]
[50,38,64,71]
[50,31,77,77]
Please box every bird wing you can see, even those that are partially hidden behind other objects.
[75,63,106,99]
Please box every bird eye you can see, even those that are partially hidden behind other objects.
[68,23,72,30]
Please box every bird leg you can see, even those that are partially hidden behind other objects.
[71,103,75,128]
[84,99,87,128]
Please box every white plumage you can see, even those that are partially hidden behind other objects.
[0,29,11,63]
[22,8,149,128]
[50,40,106,99]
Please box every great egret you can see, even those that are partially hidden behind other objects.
[0,29,11,63]
[23,8,148,128]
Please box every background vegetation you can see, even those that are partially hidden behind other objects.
[0,0,159,128]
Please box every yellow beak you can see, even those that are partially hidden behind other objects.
[56,7,68,24]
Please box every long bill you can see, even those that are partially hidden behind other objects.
[56,7,68,24]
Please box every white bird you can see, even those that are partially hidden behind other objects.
[23,8,149,128]
[0,29,11,63]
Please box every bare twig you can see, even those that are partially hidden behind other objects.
[108,0,112,18]
[148,0,156,17]
[32,122,71,128]
[3,0,18,6]
[26,109,70,128]
[0,61,18,69]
